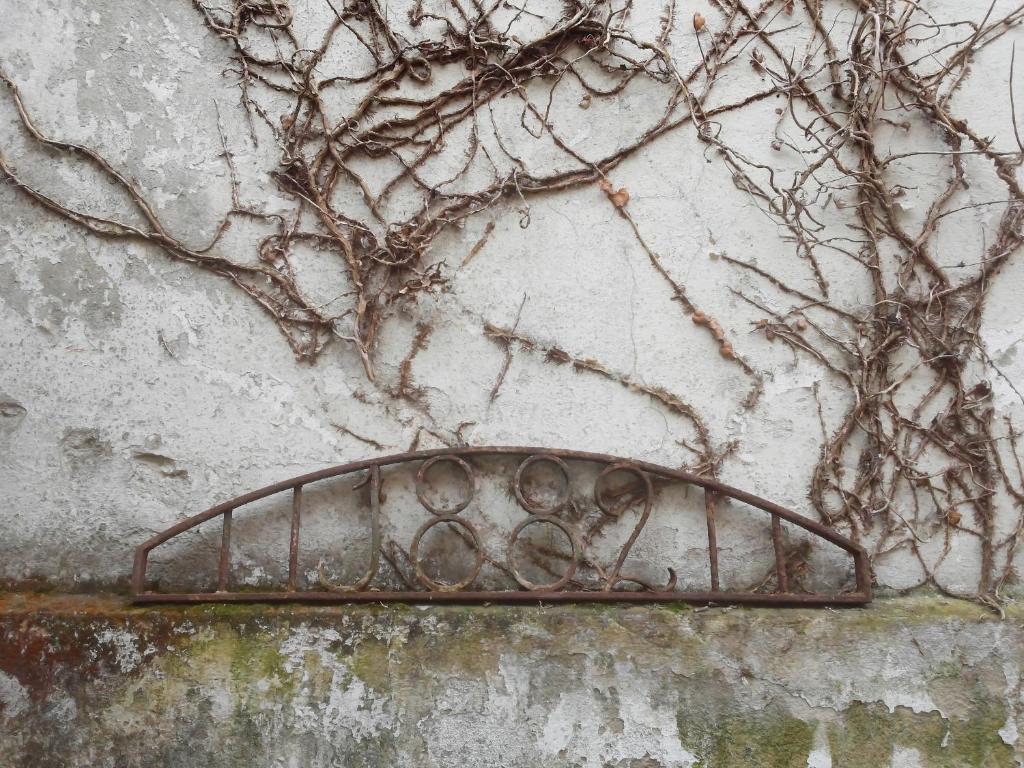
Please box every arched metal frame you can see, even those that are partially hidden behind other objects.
[131,447,871,606]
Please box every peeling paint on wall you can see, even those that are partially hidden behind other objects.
[0,596,1021,767]
[3,0,1024,764]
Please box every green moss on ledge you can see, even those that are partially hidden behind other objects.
[828,701,1014,768]
[0,594,1020,767]
[677,706,816,768]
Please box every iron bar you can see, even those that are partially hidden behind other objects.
[289,486,302,591]
[134,590,868,606]
[772,514,788,593]
[217,509,232,592]
[704,489,720,593]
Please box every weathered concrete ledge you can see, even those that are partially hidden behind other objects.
[1,595,1021,767]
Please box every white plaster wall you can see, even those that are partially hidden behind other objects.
[1,0,1023,596]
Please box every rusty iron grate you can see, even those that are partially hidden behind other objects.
[132,447,871,606]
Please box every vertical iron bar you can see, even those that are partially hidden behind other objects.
[367,465,381,587]
[289,485,303,591]
[704,489,720,592]
[218,510,233,592]
[131,548,149,596]
[854,547,871,597]
[772,514,788,593]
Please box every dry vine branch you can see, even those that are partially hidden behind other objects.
[3,0,1024,605]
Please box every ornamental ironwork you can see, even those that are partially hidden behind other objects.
[132,447,870,606]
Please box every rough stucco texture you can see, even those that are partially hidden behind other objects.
[4,1,1024,765]
[2,0,1024,597]
[0,596,1021,768]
